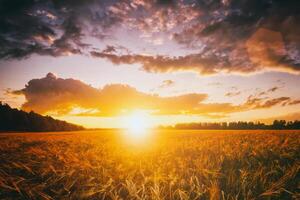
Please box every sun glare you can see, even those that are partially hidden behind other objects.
[124,111,152,139]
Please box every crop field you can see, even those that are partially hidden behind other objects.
[0,130,299,200]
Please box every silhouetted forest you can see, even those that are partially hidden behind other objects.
[0,102,84,132]
[162,120,300,130]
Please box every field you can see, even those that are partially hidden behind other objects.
[0,130,299,200]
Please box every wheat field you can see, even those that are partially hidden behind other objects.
[0,130,299,200]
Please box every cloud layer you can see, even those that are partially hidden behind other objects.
[11,73,214,116]
[11,73,300,118]
[1,0,300,75]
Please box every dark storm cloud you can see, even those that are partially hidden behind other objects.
[1,0,300,75]
[172,0,300,74]
[91,0,300,75]
[156,0,176,7]
[0,0,192,59]
[2,1,63,58]
[90,50,224,75]
[0,0,120,59]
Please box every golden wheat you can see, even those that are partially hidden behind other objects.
[0,130,299,200]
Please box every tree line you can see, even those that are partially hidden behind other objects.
[162,120,300,130]
[0,102,84,132]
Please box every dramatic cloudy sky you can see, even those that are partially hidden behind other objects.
[1,0,300,127]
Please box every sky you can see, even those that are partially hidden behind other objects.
[1,0,300,128]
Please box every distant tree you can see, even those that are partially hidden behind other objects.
[272,120,286,130]
[0,102,84,132]
[169,119,300,130]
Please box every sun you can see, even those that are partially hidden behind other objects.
[124,111,152,139]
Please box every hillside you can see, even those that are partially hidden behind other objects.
[0,102,84,132]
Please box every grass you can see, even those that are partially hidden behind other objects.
[0,130,299,200]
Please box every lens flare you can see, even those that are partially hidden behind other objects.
[124,111,151,140]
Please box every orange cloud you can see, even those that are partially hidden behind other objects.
[12,73,300,118]
[246,28,298,74]
[244,96,291,109]
[288,100,300,106]
[12,73,217,116]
